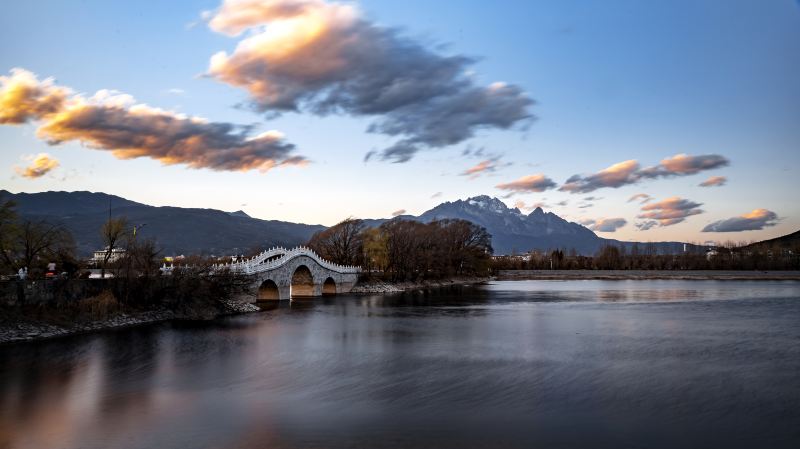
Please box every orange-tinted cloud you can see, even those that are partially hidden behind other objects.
[495,174,557,193]
[15,153,60,178]
[461,158,509,178]
[699,175,727,187]
[560,160,640,193]
[560,154,729,193]
[657,153,729,175]
[702,209,778,232]
[462,160,493,177]
[0,68,305,173]
[0,69,69,124]
[206,0,533,163]
[637,196,704,228]
[580,217,627,233]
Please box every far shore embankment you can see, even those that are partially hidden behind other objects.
[496,270,800,281]
[350,277,492,294]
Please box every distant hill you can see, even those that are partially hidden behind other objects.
[746,229,800,249]
[0,190,325,256]
[366,195,692,255]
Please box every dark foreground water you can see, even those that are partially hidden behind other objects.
[1,280,799,449]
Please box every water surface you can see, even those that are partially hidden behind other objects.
[1,280,799,448]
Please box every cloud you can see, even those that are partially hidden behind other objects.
[430,192,443,199]
[462,146,492,158]
[560,160,641,193]
[205,0,534,163]
[555,200,568,206]
[0,68,305,173]
[699,175,727,187]
[495,174,557,193]
[462,159,497,177]
[14,153,59,178]
[580,217,627,233]
[628,193,652,204]
[636,221,658,231]
[0,68,70,124]
[391,208,407,217]
[460,157,510,178]
[515,200,548,212]
[702,209,779,232]
[655,153,729,175]
[165,88,186,95]
[560,154,730,193]
[637,197,704,227]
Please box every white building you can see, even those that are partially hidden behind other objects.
[92,247,126,264]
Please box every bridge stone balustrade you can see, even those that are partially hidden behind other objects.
[161,246,360,302]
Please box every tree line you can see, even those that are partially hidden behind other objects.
[1,198,249,309]
[491,242,800,271]
[307,218,493,281]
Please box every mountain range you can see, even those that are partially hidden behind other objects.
[364,195,689,255]
[2,190,694,256]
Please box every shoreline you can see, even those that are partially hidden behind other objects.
[349,277,492,294]
[496,269,800,281]
[0,299,259,346]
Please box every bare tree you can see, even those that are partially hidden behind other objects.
[2,219,73,274]
[308,218,365,266]
[101,217,129,278]
[0,199,18,271]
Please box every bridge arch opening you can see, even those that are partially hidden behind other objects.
[257,279,279,301]
[291,265,315,298]
[322,277,336,295]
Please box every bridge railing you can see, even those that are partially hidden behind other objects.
[160,246,361,275]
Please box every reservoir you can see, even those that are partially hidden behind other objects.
[1,280,799,448]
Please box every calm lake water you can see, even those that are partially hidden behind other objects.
[1,280,799,449]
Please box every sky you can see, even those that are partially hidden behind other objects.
[1,0,798,244]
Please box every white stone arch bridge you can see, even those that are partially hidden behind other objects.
[203,247,360,302]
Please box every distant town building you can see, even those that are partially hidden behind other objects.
[92,247,126,264]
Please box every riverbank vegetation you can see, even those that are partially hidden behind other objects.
[308,218,493,281]
[491,242,800,272]
[1,198,251,316]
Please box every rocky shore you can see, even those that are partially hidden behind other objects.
[0,299,260,345]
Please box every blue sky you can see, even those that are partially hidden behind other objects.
[1,0,798,243]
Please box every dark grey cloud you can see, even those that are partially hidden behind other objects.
[628,193,652,204]
[207,0,534,163]
[702,209,779,232]
[636,221,658,231]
